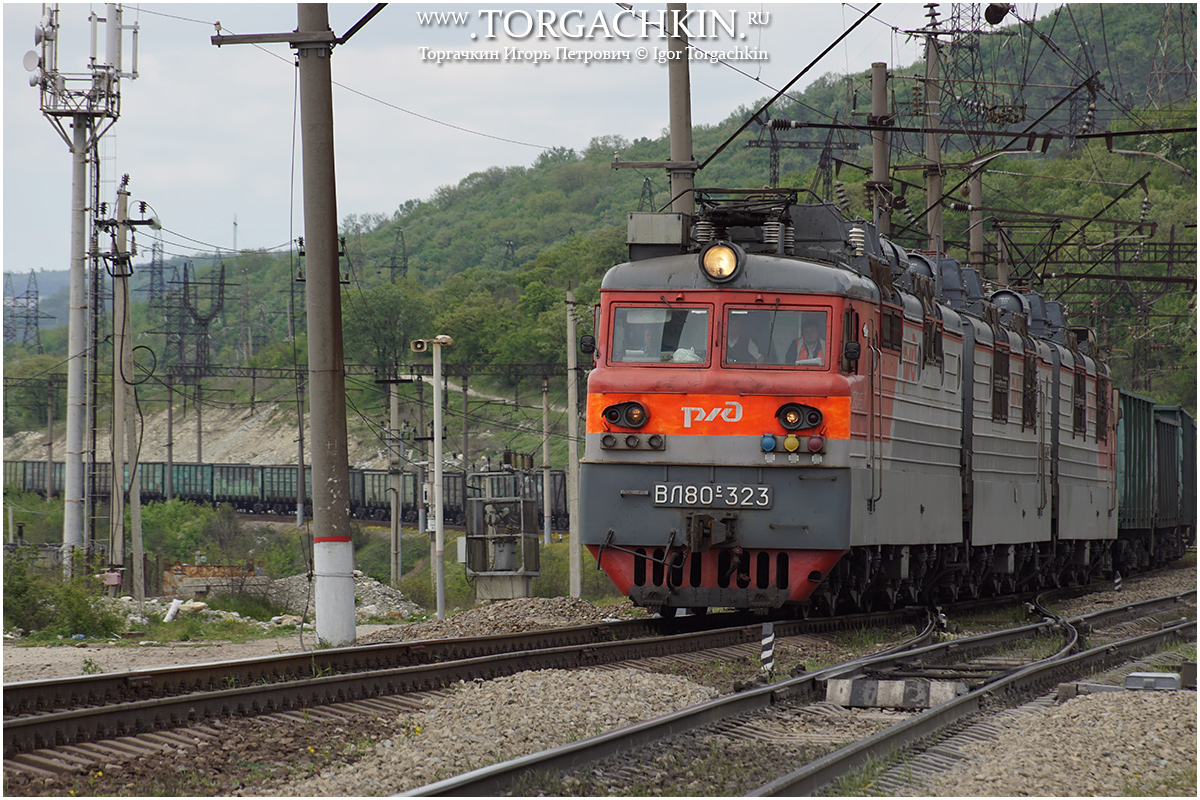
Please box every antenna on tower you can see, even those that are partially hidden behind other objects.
[27,3,139,557]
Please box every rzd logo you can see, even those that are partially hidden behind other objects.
[682,401,742,428]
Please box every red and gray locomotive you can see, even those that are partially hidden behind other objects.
[579,190,1190,615]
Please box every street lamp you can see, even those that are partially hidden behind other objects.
[412,335,453,619]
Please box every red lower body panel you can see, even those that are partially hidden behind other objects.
[588,544,846,606]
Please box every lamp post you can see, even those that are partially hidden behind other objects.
[413,335,453,619]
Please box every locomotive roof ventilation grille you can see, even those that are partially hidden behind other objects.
[691,190,894,276]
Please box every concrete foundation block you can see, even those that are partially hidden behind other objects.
[1124,672,1181,691]
[826,678,966,709]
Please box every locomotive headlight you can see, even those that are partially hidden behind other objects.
[699,241,743,283]
[623,403,647,427]
[780,406,803,429]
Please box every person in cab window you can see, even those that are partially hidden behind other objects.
[726,313,763,364]
[786,315,826,365]
[641,325,661,360]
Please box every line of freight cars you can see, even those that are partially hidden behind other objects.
[1117,396,1197,550]
[2,461,570,530]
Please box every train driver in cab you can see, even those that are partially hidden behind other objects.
[726,311,764,364]
[785,313,826,366]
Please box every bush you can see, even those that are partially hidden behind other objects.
[3,547,55,632]
[256,525,308,578]
[532,540,625,603]
[3,491,65,544]
[3,548,124,638]
[399,532,475,610]
[141,499,216,561]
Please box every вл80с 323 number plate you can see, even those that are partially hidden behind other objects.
[653,482,773,509]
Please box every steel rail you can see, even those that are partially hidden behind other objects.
[399,591,1194,797]
[1,622,732,757]
[750,617,1196,796]
[3,619,663,717]
[398,613,940,797]
[2,604,924,719]
[1,607,925,758]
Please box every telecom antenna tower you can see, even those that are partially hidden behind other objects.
[25,4,138,559]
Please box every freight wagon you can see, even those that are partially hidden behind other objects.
[4,461,569,530]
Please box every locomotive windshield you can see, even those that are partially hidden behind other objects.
[725,308,828,367]
[611,305,710,364]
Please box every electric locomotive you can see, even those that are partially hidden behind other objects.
[579,189,1127,615]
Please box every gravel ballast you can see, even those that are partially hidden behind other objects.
[928,690,1196,796]
[256,668,718,796]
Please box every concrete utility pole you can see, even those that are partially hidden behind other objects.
[390,378,402,583]
[45,381,55,498]
[870,62,892,237]
[923,8,944,253]
[967,166,985,274]
[29,4,136,566]
[111,179,156,601]
[416,379,427,537]
[413,336,453,620]
[377,369,404,584]
[566,290,581,598]
[213,4,361,645]
[667,2,694,218]
[461,376,470,472]
[295,4,354,645]
[166,374,175,500]
[542,376,552,544]
[433,341,446,620]
[109,180,130,587]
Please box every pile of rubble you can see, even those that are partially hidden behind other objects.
[268,570,423,623]
[98,596,284,632]
[83,571,422,633]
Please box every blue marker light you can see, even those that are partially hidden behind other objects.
[760,434,777,452]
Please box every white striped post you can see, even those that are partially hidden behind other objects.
[760,621,775,675]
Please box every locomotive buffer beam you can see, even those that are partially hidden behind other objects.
[597,527,680,570]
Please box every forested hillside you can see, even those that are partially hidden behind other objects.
[5,3,1194,447]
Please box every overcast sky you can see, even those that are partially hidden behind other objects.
[3,2,950,276]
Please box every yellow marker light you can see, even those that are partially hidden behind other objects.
[700,242,742,282]
[783,434,800,453]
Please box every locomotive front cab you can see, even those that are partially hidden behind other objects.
[580,221,879,613]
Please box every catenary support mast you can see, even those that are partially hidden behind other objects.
[296,3,355,645]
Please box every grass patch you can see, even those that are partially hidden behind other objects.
[817,746,911,796]
[204,591,287,623]
[1123,765,1197,796]
[136,613,287,644]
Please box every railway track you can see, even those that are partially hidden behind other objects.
[4,584,1191,794]
[402,590,1196,796]
[2,606,925,780]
